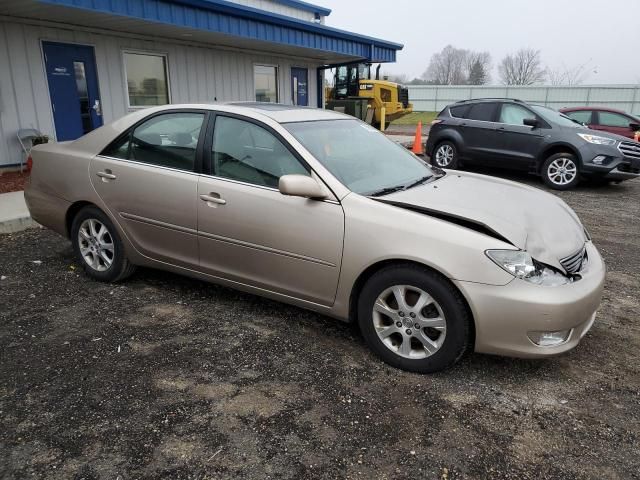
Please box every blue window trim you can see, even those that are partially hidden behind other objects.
[37,0,402,63]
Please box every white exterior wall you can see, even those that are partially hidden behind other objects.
[0,19,322,167]
[225,0,325,22]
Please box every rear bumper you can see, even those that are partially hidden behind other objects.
[24,187,70,237]
[455,241,605,358]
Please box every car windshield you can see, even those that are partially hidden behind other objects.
[284,119,436,195]
[531,105,582,128]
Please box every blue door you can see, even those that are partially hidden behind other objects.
[43,42,103,141]
[291,68,308,106]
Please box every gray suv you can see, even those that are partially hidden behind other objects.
[425,98,640,190]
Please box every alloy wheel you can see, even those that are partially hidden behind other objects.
[547,157,577,186]
[77,218,115,272]
[434,144,454,167]
[372,285,447,359]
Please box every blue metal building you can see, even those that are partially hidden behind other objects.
[0,0,403,166]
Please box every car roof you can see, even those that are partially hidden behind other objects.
[225,102,352,123]
[453,98,525,106]
[560,106,634,116]
[136,102,352,124]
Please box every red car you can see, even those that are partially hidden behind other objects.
[560,106,640,140]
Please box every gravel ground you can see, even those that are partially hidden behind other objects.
[1,171,639,479]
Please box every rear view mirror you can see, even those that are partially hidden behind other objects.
[523,118,538,127]
[279,175,327,200]
[630,122,640,131]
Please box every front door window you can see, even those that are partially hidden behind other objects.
[211,116,309,188]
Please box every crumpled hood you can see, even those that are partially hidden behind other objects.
[383,171,586,271]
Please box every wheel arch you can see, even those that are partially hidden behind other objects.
[348,259,476,346]
[537,143,582,173]
[429,128,465,156]
[65,201,98,237]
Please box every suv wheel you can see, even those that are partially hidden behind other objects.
[433,141,459,169]
[71,206,136,282]
[357,265,470,373]
[542,153,580,190]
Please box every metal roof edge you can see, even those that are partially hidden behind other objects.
[261,0,332,17]
[185,0,404,50]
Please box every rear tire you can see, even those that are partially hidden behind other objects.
[71,206,136,282]
[432,141,459,169]
[357,264,471,373]
[541,153,580,190]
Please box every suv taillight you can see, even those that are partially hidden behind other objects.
[26,155,33,171]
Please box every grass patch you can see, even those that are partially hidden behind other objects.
[390,111,438,125]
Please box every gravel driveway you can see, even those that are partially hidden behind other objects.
[1,172,639,479]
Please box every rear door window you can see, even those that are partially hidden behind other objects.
[564,110,593,125]
[464,103,497,122]
[102,112,205,172]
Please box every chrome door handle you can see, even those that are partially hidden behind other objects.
[96,171,116,180]
[200,194,226,205]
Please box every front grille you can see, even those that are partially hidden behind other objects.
[560,247,587,274]
[618,141,640,160]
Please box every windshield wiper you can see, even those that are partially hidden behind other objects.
[367,185,408,197]
[403,175,433,190]
[368,175,436,197]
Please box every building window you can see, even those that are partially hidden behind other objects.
[124,52,170,107]
[254,65,278,103]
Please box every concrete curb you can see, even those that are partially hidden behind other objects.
[0,191,38,234]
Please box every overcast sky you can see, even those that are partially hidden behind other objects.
[319,0,640,84]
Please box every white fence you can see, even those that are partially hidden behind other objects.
[408,85,640,115]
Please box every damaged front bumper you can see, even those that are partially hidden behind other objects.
[454,241,605,358]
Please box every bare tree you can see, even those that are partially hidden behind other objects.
[423,45,469,85]
[423,46,492,85]
[498,48,546,85]
[547,61,592,86]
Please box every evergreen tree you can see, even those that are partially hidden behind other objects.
[468,60,487,85]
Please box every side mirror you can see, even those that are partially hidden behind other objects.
[523,118,538,128]
[279,174,327,200]
[629,122,640,131]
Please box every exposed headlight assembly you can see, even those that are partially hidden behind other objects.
[486,250,571,286]
[577,133,617,146]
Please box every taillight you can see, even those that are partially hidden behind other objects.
[26,155,33,171]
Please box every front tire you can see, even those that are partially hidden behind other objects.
[542,153,580,190]
[432,141,459,169]
[71,206,136,282]
[357,265,471,373]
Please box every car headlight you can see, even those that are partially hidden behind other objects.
[577,133,617,146]
[486,250,571,286]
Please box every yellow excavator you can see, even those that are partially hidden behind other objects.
[325,63,412,129]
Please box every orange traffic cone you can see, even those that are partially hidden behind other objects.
[412,121,423,155]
